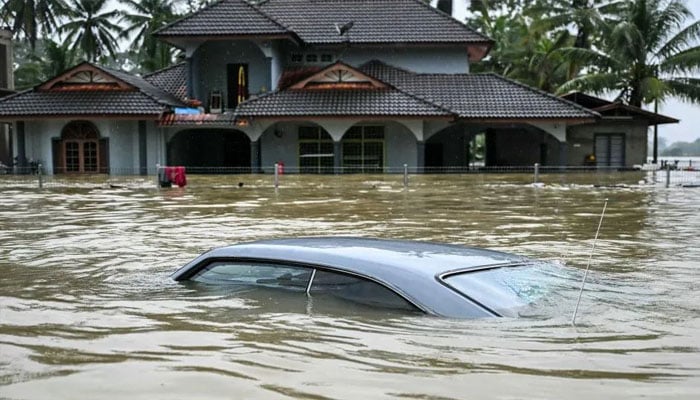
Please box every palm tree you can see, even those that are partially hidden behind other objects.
[557,0,700,163]
[558,0,700,106]
[59,0,122,62]
[13,39,82,89]
[119,0,179,72]
[0,0,68,49]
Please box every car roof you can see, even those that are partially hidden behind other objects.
[172,237,532,317]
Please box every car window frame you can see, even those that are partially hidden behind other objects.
[182,256,428,314]
[436,262,536,317]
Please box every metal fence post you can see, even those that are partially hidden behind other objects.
[274,162,279,190]
[534,163,540,184]
[666,166,671,188]
[155,163,160,188]
[37,163,43,189]
[403,164,408,188]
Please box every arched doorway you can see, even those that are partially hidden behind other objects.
[168,129,251,173]
[52,121,108,174]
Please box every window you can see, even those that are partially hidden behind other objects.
[227,63,248,108]
[595,133,625,167]
[298,126,334,174]
[290,53,303,63]
[342,126,385,173]
[441,264,571,317]
[190,260,419,311]
[290,53,335,65]
[310,270,416,311]
[57,121,102,174]
[193,261,312,291]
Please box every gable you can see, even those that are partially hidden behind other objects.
[290,62,389,90]
[38,63,134,92]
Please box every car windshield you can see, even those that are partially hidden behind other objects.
[442,263,574,317]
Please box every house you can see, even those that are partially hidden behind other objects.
[561,92,678,167]
[0,0,677,175]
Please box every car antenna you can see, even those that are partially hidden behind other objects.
[571,198,608,326]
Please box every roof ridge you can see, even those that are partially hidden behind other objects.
[154,0,290,37]
[248,0,293,32]
[407,0,492,43]
[143,62,186,79]
[0,88,33,104]
[484,72,600,117]
[358,60,454,115]
[91,64,184,107]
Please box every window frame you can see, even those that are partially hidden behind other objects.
[298,126,335,174]
[341,125,386,173]
[182,257,425,313]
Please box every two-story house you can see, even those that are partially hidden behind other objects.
[0,0,677,175]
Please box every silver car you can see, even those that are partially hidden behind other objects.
[172,237,567,318]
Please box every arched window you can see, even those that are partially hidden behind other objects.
[53,121,107,174]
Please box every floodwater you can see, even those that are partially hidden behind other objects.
[1,173,699,399]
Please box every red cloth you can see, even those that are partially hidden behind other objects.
[164,166,187,188]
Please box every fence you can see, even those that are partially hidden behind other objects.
[1,163,699,190]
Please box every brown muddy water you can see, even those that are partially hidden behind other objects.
[1,173,699,399]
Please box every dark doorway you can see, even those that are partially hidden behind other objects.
[539,143,548,165]
[168,129,251,173]
[227,63,249,109]
[425,142,443,170]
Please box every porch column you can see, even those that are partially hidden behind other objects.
[15,121,26,170]
[333,141,342,174]
[138,121,147,175]
[417,141,425,173]
[250,139,261,173]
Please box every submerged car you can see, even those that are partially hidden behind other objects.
[172,237,567,318]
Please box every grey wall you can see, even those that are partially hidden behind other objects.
[277,42,470,74]
[567,120,649,167]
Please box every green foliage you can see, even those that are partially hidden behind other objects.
[470,0,700,108]
[13,39,82,90]
[0,0,68,49]
[119,0,181,73]
[59,0,122,62]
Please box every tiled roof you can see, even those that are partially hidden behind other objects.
[156,0,490,45]
[0,62,188,119]
[144,63,188,101]
[155,0,289,38]
[361,61,597,119]
[93,64,186,107]
[0,90,169,118]
[235,89,451,117]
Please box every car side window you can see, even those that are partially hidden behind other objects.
[192,261,312,292]
[309,270,417,311]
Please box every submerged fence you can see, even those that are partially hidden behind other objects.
[1,163,699,190]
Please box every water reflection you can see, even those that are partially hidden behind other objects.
[1,174,699,398]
